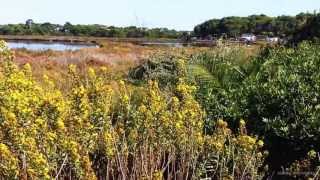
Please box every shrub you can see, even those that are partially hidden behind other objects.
[128,54,187,88]
[188,43,320,174]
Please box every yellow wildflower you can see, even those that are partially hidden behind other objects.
[119,80,125,86]
[88,68,96,78]
[217,119,228,128]
[308,149,317,159]
[0,143,10,155]
[240,119,246,126]
[56,119,65,130]
[257,140,264,148]
[68,64,77,74]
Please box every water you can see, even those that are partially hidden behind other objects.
[7,41,98,51]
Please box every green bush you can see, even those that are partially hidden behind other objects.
[189,43,320,174]
[240,42,320,145]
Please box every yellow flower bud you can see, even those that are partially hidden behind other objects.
[217,119,224,127]
[88,68,96,78]
[217,119,227,128]
[240,119,246,126]
[68,64,77,73]
[257,140,264,148]
[0,143,10,155]
[308,150,317,159]
[101,66,108,72]
[119,80,125,86]
[56,120,65,130]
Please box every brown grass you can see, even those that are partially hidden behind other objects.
[10,41,203,88]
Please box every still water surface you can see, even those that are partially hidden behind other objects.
[7,41,98,51]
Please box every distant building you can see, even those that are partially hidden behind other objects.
[55,26,62,32]
[26,19,34,28]
[266,37,280,43]
[240,33,256,43]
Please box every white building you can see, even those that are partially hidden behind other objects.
[266,37,280,43]
[240,34,257,42]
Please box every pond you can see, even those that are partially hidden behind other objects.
[7,41,98,51]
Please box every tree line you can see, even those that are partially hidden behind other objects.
[193,13,315,38]
[0,21,182,39]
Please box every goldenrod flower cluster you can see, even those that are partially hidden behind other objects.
[203,119,267,179]
[0,41,266,179]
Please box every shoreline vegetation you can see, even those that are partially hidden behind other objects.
[0,12,318,42]
[4,11,320,49]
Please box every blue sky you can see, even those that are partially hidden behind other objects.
[0,0,319,30]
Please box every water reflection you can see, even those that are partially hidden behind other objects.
[7,41,98,51]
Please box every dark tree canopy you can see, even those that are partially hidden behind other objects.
[291,13,320,44]
[194,13,315,38]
